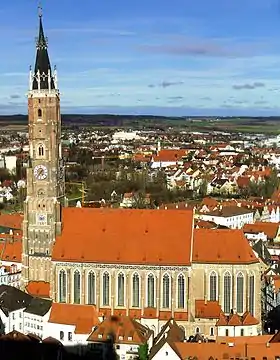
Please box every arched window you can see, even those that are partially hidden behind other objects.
[147,274,155,307]
[103,272,110,306]
[87,271,95,305]
[59,270,66,303]
[209,271,217,301]
[117,273,125,306]
[177,274,185,308]
[73,270,81,304]
[210,327,214,336]
[195,327,200,333]
[132,273,140,307]
[223,271,231,314]
[38,108,42,117]
[38,144,44,157]
[249,274,255,315]
[162,274,170,308]
[236,272,244,313]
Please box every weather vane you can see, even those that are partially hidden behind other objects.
[38,1,43,18]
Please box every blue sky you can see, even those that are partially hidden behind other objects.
[1,0,280,116]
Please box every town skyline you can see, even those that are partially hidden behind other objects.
[0,0,280,116]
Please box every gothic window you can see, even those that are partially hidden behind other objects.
[117,273,125,306]
[223,271,231,314]
[58,270,66,303]
[87,271,95,305]
[38,108,42,117]
[162,274,170,308]
[209,271,217,301]
[73,270,81,304]
[103,272,110,306]
[177,274,185,309]
[132,273,140,307]
[236,272,244,313]
[249,274,255,315]
[147,274,155,307]
[38,144,44,157]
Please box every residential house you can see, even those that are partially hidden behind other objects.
[197,206,254,229]
[23,297,52,339]
[87,315,153,360]
[44,303,100,346]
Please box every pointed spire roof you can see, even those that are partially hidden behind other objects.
[32,6,55,90]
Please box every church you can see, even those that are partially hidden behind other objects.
[0,9,262,338]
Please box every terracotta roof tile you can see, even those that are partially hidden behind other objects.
[159,311,172,320]
[173,312,188,321]
[0,213,23,230]
[49,303,100,335]
[193,229,258,264]
[0,240,22,263]
[195,300,222,319]
[128,309,141,320]
[87,316,151,345]
[52,208,193,266]
[243,222,280,240]
[227,313,242,326]
[143,307,157,319]
[25,281,50,298]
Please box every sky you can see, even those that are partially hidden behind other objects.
[1,0,280,116]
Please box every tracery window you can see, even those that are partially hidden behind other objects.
[249,274,255,315]
[132,273,140,307]
[209,271,217,301]
[73,270,81,304]
[103,272,110,306]
[236,272,244,313]
[147,274,155,307]
[162,274,170,308]
[177,274,185,309]
[87,271,95,305]
[59,270,66,303]
[117,273,125,306]
[38,108,42,117]
[223,271,231,314]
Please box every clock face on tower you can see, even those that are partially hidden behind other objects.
[34,164,48,180]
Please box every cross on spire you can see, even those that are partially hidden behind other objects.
[38,2,43,18]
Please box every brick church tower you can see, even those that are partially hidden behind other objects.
[21,7,65,289]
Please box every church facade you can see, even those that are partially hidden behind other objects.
[18,9,262,338]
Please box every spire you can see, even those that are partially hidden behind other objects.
[32,3,55,90]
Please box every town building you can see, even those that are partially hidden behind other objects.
[0,6,264,344]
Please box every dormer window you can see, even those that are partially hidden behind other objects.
[38,108,42,117]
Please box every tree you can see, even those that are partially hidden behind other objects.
[198,179,208,198]
[138,342,148,360]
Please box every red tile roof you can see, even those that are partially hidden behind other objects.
[49,303,100,335]
[0,213,23,229]
[26,281,50,298]
[0,240,22,263]
[193,229,258,264]
[243,222,280,240]
[87,315,152,345]
[52,208,193,266]
[195,300,222,319]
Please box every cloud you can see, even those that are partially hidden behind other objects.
[254,100,268,105]
[200,96,211,101]
[232,82,265,90]
[140,36,266,58]
[148,81,184,88]
[9,94,21,99]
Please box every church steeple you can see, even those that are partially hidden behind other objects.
[29,4,57,91]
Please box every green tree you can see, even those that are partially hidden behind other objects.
[198,179,208,198]
[138,343,149,360]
